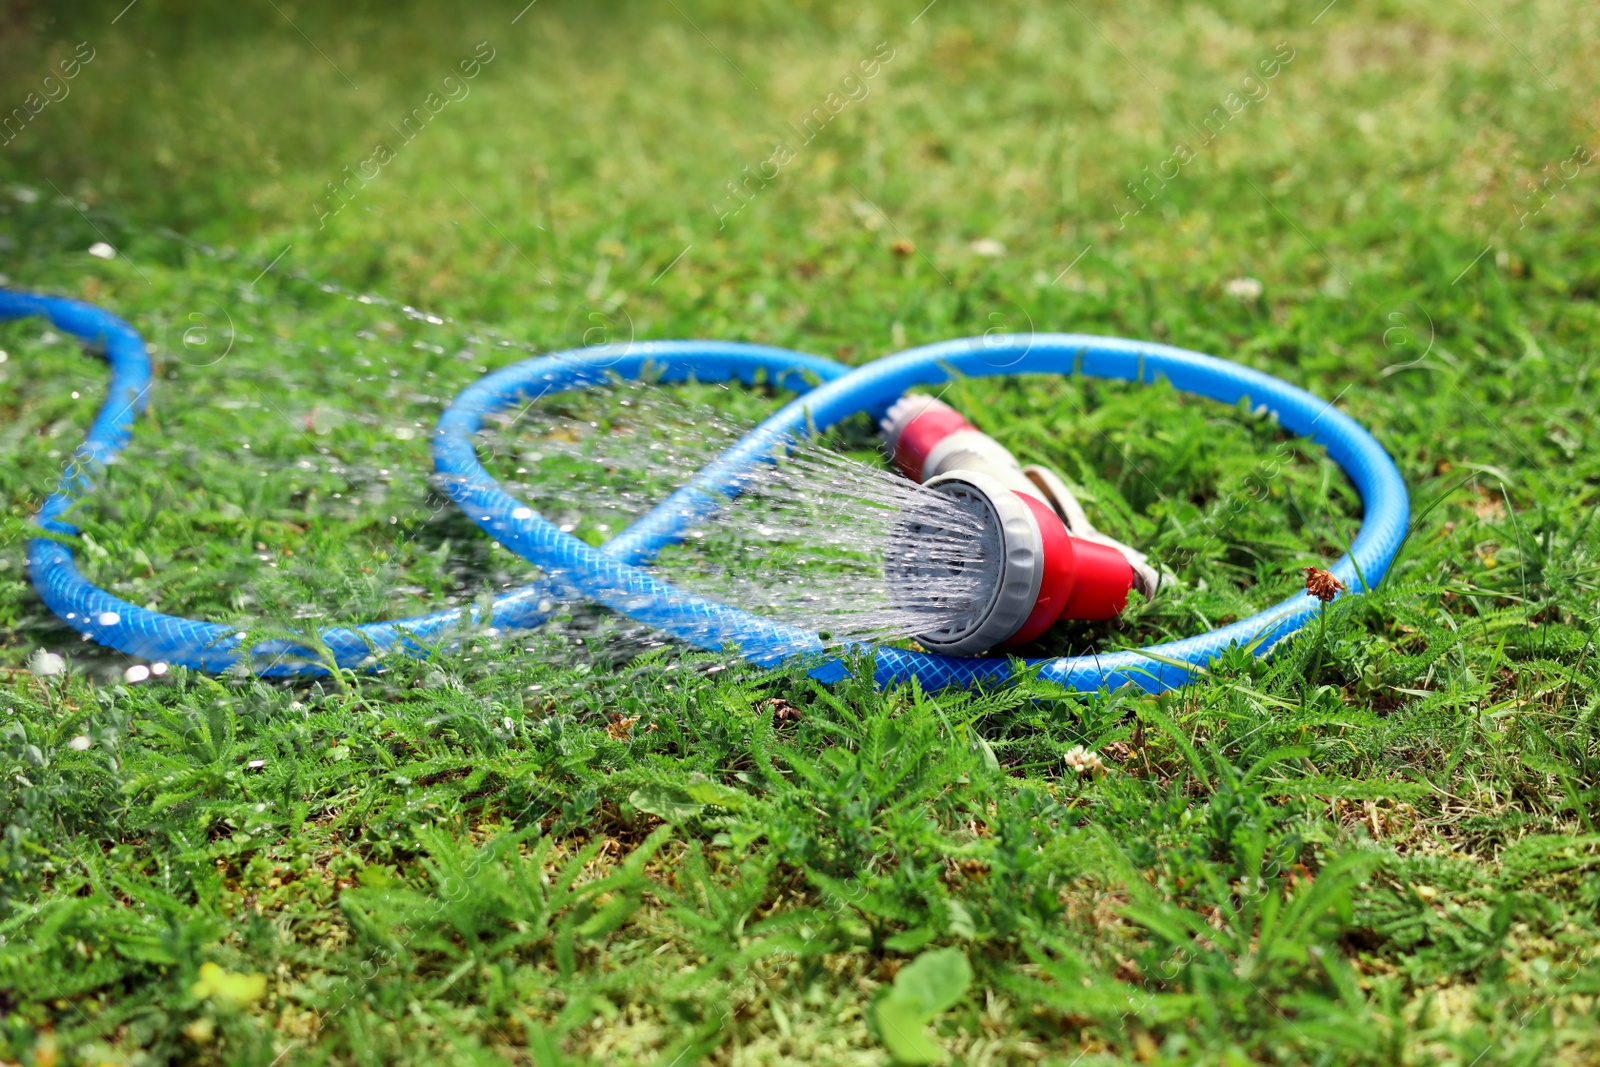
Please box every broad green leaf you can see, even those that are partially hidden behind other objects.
[629,785,703,822]
[893,947,972,1016]
[684,772,749,810]
[875,992,946,1065]
[884,925,938,953]
[357,864,395,889]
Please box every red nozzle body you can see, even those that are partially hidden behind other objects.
[881,395,1139,652]
[891,401,978,482]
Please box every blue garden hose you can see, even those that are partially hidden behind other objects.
[437,336,1411,691]
[6,288,846,676]
[9,286,1411,692]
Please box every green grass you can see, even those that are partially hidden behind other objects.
[2,0,1599,1063]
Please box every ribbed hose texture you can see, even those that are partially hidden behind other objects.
[10,288,1409,693]
[439,337,1410,692]
[8,290,847,676]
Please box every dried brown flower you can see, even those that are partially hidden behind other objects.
[942,857,991,887]
[765,697,803,727]
[1101,741,1134,763]
[1304,567,1346,603]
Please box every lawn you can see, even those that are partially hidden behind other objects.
[2,0,1599,1063]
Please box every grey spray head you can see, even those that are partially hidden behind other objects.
[883,470,1045,656]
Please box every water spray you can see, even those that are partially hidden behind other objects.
[5,285,1411,693]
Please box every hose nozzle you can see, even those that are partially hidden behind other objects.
[881,395,1158,654]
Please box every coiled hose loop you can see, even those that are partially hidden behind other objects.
[437,334,1411,692]
[10,286,1410,692]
